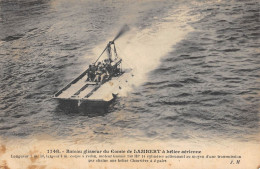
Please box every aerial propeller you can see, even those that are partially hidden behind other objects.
[112,24,130,42]
[94,25,130,64]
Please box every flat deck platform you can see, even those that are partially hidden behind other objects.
[53,69,133,102]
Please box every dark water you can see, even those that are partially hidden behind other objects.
[0,0,259,143]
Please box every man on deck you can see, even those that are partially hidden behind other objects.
[86,64,96,81]
[94,62,102,82]
[100,63,110,83]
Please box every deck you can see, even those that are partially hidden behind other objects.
[54,69,133,102]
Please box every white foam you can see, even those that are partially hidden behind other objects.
[91,6,201,96]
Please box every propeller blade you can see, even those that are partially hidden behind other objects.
[94,25,130,64]
[113,24,130,42]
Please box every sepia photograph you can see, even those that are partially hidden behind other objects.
[0,0,259,168]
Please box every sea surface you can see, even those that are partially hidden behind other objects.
[0,0,259,143]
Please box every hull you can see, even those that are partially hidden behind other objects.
[56,97,116,115]
[57,100,113,117]
[56,94,116,107]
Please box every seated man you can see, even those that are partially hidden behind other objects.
[94,63,102,82]
[104,60,113,75]
[86,64,96,81]
[100,65,109,83]
[86,65,93,81]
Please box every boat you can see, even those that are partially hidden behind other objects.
[53,25,133,108]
